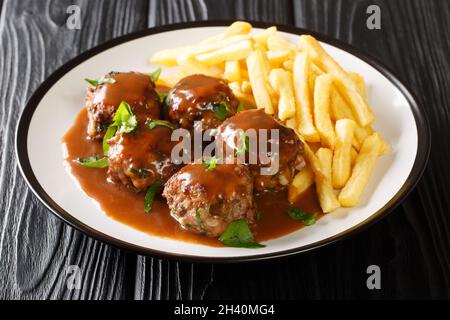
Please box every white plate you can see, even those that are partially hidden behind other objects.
[16,22,430,262]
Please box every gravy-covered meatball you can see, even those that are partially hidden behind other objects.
[217,109,305,191]
[107,122,179,192]
[85,72,160,140]
[165,74,239,130]
[162,163,256,237]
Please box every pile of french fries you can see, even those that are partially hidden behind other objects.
[150,21,389,213]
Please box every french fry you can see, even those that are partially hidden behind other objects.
[338,133,382,207]
[299,35,374,126]
[348,72,367,101]
[269,68,296,121]
[302,141,325,180]
[285,117,297,130]
[255,46,278,106]
[315,148,340,213]
[246,51,274,114]
[150,45,193,67]
[267,50,291,68]
[229,82,256,107]
[176,53,222,78]
[293,53,320,142]
[156,74,181,88]
[252,26,277,47]
[191,35,251,55]
[224,60,241,82]
[267,34,297,52]
[332,119,356,188]
[351,147,358,166]
[202,21,252,44]
[282,60,294,71]
[288,166,315,203]
[241,80,252,93]
[314,74,335,149]
[195,40,253,66]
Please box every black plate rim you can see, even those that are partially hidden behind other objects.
[15,20,431,263]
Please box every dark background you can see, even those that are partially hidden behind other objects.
[1,0,449,299]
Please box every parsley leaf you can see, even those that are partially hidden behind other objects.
[237,102,244,112]
[76,156,108,168]
[148,68,162,82]
[146,118,175,130]
[235,132,249,156]
[219,219,265,248]
[114,101,137,133]
[287,208,317,226]
[211,101,230,120]
[102,101,137,154]
[144,180,162,213]
[158,92,168,103]
[84,76,116,89]
[203,156,218,171]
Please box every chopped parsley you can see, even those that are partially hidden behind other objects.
[203,156,218,171]
[102,101,137,154]
[237,102,244,112]
[219,219,265,248]
[146,118,175,130]
[210,101,230,120]
[287,208,317,226]
[144,180,162,213]
[235,132,250,156]
[75,156,108,168]
[158,92,168,103]
[148,68,162,82]
[84,76,116,89]
[256,211,262,221]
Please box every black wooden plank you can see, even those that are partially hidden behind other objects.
[0,0,148,299]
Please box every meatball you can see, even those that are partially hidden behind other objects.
[216,109,305,191]
[162,163,256,237]
[85,71,160,140]
[107,122,180,192]
[165,74,239,131]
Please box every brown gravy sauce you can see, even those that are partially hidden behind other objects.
[62,108,323,247]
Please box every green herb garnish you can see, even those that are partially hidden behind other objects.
[102,101,137,154]
[76,156,108,168]
[158,92,168,103]
[146,118,175,130]
[148,68,162,82]
[84,76,116,89]
[237,102,244,112]
[211,101,230,120]
[144,180,162,213]
[287,208,317,226]
[203,156,218,171]
[219,219,265,248]
[235,132,249,156]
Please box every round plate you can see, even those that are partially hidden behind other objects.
[15,21,430,262]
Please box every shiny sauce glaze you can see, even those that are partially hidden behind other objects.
[63,109,323,247]
[174,163,249,203]
[166,74,239,129]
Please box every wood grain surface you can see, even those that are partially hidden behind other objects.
[0,0,448,299]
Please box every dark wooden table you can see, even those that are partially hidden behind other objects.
[1,0,449,300]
